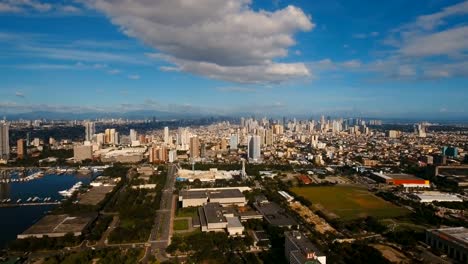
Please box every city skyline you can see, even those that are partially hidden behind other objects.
[0,0,468,119]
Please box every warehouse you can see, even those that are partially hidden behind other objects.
[198,203,244,236]
[370,172,430,187]
[411,191,463,203]
[179,188,246,208]
[426,227,468,263]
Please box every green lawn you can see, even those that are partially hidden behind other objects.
[291,185,409,221]
[173,219,189,231]
[176,207,199,218]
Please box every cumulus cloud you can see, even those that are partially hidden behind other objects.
[15,91,25,98]
[83,0,314,83]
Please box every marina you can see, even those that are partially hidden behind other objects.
[0,170,99,248]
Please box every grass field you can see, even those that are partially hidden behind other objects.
[176,207,198,218]
[291,185,409,221]
[173,219,189,231]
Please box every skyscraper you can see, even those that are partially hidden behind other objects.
[248,135,261,161]
[130,129,138,142]
[164,127,170,145]
[17,139,27,159]
[84,121,95,142]
[0,122,9,161]
[189,136,200,159]
[229,134,238,150]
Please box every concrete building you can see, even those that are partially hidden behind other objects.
[411,191,463,203]
[370,172,430,188]
[18,214,96,239]
[285,231,326,264]
[197,203,244,236]
[149,145,168,163]
[230,134,238,150]
[17,139,27,159]
[0,122,9,161]
[179,188,246,208]
[74,145,93,161]
[84,121,95,142]
[426,227,468,263]
[248,135,261,161]
[164,126,170,144]
[190,136,200,159]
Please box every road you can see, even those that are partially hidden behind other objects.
[144,164,178,262]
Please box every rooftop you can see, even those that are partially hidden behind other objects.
[428,227,468,249]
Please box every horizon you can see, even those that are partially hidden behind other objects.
[1,0,468,118]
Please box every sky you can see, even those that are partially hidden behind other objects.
[0,0,467,119]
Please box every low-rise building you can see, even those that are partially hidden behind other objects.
[179,188,246,208]
[426,227,468,263]
[285,231,326,264]
[197,203,244,236]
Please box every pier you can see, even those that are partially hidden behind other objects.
[0,202,61,208]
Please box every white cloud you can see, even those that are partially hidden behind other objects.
[84,0,314,83]
[216,87,256,93]
[15,91,25,98]
[107,69,121,74]
[0,0,83,14]
[352,32,379,39]
[128,74,140,80]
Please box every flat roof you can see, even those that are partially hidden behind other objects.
[180,190,208,199]
[19,214,96,237]
[226,216,243,228]
[254,202,297,227]
[203,203,227,224]
[209,189,244,199]
[428,227,468,249]
[286,231,325,256]
[373,172,422,180]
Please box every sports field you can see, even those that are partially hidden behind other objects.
[290,186,409,221]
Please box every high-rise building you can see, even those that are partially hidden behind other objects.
[285,231,326,264]
[17,139,27,159]
[164,127,170,145]
[248,135,261,161]
[130,129,138,142]
[105,128,117,144]
[84,121,95,142]
[229,134,238,150]
[168,149,177,163]
[189,136,200,159]
[149,145,168,163]
[0,123,9,161]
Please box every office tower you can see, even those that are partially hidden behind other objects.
[311,135,319,149]
[105,128,116,144]
[442,146,458,158]
[130,129,138,142]
[285,231,326,264]
[177,127,190,150]
[248,135,261,161]
[265,129,274,146]
[200,142,206,158]
[17,139,27,159]
[84,121,95,142]
[0,123,9,160]
[240,117,245,127]
[229,134,238,150]
[189,136,200,159]
[164,127,170,144]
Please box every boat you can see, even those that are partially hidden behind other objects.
[16,199,21,203]
[58,181,83,197]
[26,197,32,202]
[32,197,40,202]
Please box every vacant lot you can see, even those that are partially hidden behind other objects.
[291,186,409,221]
[173,219,189,231]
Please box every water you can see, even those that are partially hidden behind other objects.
[0,172,95,248]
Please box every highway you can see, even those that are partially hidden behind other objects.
[144,164,178,262]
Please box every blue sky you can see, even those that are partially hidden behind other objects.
[0,0,467,118]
